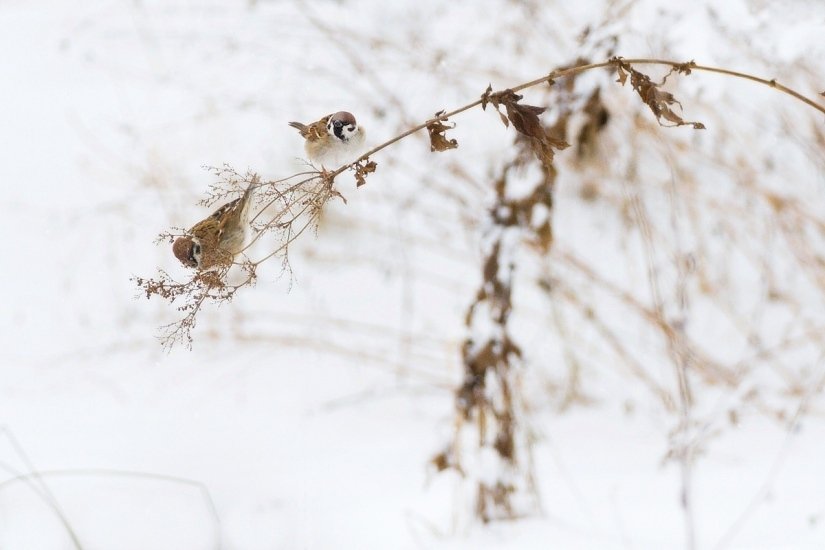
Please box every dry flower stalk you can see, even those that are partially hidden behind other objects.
[136,57,824,522]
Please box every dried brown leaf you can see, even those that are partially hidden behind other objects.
[504,100,547,138]
[431,449,464,474]
[616,62,628,86]
[481,83,493,111]
[614,59,705,130]
[532,133,569,170]
[484,88,570,170]
[673,60,696,76]
[427,111,459,152]
[535,221,553,252]
[352,158,377,187]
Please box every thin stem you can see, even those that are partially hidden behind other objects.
[0,427,84,550]
[331,57,824,180]
[151,56,825,349]
[670,63,824,114]
[0,468,222,550]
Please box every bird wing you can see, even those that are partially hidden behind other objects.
[289,114,331,142]
[209,197,241,225]
[186,181,258,268]
[217,183,257,242]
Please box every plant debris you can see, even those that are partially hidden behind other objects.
[612,57,706,129]
[352,157,377,187]
[426,110,459,152]
[481,85,569,170]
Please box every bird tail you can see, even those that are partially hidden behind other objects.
[240,177,259,225]
[288,121,308,136]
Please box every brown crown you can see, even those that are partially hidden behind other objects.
[172,237,197,268]
[331,111,357,126]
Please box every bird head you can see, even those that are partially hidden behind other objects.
[327,111,359,142]
[173,236,202,269]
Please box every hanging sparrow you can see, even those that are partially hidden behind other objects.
[288,111,365,167]
[172,183,257,270]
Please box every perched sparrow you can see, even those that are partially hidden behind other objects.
[288,111,365,167]
[172,184,256,270]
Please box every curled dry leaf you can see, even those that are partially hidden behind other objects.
[612,57,705,130]
[481,85,569,169]
[427,110,459,152]
[673,60,697,76]
[481,83,493,110]
[352,158,377,187]
[503,94,546,137]
[615,62,628,86]
[481,84,510,127]
[482,88,542,131]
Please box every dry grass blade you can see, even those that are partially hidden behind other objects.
[0,427,84,550]
[0,466,223,550]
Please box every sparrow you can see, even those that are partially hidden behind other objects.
[172,183,256,270]
[288,111,365,167]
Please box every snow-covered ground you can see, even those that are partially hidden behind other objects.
[1,0,824,548]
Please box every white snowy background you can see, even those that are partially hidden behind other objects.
[1,0,824,548]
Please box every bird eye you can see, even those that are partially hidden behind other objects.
[333,120,343,128]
